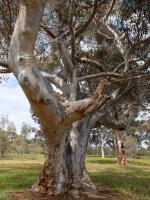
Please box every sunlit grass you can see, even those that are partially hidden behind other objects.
[0,154,44,199]
[86,156,150,199]
[0,165,41,200]
[0,155,150,199]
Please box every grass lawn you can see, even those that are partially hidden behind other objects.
[0,155,150,199]
[86,156,150,199]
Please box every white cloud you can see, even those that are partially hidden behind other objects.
[0,75,38,133]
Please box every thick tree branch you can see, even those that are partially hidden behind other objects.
[9,0,116,131]
[8,0,63,129]
[62,81,110,125]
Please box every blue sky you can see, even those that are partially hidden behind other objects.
[0,74,37,133]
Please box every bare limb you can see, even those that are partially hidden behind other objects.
[70,68,78,100]
[68,2,76,65]
[110,73,150,84]
[123,42,130,73]
[78,72,123,82]
[58,39,74,82]
[97,30,114,40]
[106,21,125,55]
[76,57,105,72]
[113,57,141,72]
[41,72,70,98]
[41,25,56,39]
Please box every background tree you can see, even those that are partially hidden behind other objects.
[90,127,113,158]
[0,116,17,158]
[20,122,31,158]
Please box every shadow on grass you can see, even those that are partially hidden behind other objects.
[90,165,150,199]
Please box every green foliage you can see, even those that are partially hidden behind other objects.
[0,130,10,158]
[124,136,138,158]
[0,117,44,158]
[20,122,31,141]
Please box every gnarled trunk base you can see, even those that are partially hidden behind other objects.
[32,134,95,197]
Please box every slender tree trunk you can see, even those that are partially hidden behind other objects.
[101,140,105,159]
[113,131,127,165]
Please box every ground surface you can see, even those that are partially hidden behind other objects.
[0,154,150,200]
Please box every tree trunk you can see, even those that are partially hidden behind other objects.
[113,131,127,165]
[101,140,105,159]
[32,128,70,195]
[32,116,95,196]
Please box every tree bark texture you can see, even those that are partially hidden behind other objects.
[32,116,96,195]
[113,131,127,165]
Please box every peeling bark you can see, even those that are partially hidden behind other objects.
[32,116,96,196]
[113,131,127,165]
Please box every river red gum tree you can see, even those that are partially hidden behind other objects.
[7,1,127,195]
[0,0,148,197]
